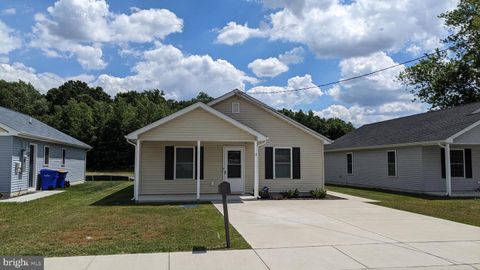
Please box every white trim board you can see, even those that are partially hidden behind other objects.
[447,119,480,142]
[208,89,332,144]
[126,102,267,141]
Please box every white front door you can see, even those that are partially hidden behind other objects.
[223,146,245,193]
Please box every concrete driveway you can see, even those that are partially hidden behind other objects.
[214,192,480,270]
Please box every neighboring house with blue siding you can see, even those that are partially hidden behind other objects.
[0,106,91,198]
[325,102,480,196]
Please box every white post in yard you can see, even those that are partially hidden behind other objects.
[197,140,201,200]
[445,143,452,196]
[254,141,259,199]
[134,140,141,201]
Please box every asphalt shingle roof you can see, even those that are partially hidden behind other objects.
[326,102,480,151]
[0,106,91,149]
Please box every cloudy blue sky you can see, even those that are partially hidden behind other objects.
[0,0,457,126]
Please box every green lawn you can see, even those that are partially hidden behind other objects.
[327,184,480,227]
[0,182,250,257]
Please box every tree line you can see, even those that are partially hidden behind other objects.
[0,80,354,170]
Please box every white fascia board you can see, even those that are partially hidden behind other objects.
[126,102,267,141]
[446,119,480,142]
[16,133,92,149]
[0,122,18,135]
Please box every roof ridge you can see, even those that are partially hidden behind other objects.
[362,101,480,127]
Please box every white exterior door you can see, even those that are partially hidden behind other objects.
[223,146,245,193]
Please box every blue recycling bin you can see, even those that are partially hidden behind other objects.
[56,170,68,188]
[40,169,59,190]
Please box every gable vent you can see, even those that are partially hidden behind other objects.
[232,102,240,113]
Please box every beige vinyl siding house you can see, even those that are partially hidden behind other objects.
[126,89,331,202]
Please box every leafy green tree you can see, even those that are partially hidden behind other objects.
[46,80,111,108]
[399,0,480,109]
[0,80,49,118]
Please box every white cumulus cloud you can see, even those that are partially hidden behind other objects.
[247,74,322,109]
[94,43,257,98]
[316,51,427,126]
[248,57,288,78]
[248,46,305,78]
[216,22,266,45]
[0,62,94,93]
[30,0,183,70]
[0,20,21,55]
[218,0,456,58]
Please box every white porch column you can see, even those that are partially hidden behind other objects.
[134,140,141,201]
[254,141,259,199]
[197,140,201,200]
[445,143,452,196]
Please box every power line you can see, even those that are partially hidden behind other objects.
[248,47,450,95]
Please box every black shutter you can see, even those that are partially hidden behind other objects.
[165,146,174,180]
[265,147,273,179]
[195,146,205,180]
[465,148,472,178]
[292,147,301,179]
[441,148,446,179]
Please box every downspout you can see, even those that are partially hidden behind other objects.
[254,139,268,199]
[126,137,137,201]
[438,143,452,197]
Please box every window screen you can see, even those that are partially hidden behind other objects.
[387,151,396,176]
[346,153,353,174]
[175,147,194,179]
[275,148,291,178]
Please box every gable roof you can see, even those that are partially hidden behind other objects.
[208,89,332,143]
[326,102,480,152]
[0,106,91,149]
[126,102,267,141]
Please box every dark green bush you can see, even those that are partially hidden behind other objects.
[285,188,300,198]
[310,188,327,199]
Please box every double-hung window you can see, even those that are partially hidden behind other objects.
[346,153,353,175]
[387,150,397,177]
[61,149,66,167]
[44,146,50,167]
[450,149,465,177]
[175,147,194,179]
[274,148,292,179]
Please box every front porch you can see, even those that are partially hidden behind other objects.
[134,140,262,201]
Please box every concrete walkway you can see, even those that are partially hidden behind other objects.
[0,191,64,203]
[44,192,480,269]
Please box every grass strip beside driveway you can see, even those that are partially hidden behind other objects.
[327,185,480,227]
[0,181,250,256]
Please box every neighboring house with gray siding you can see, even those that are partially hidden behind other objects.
[126,89,331,202]
[0,106,91,198]
[325,102,480,196]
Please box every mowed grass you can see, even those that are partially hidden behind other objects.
[0,181,250,257]
[327,184,480,227]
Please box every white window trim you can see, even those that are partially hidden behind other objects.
[61,148,66,167]
[450,148,466,179]
[43,145,50,167]
[174,146,195,180]
[387,150,397,177]
[273,147,293,179]
[346,152,353,175]
[232,102,240,113]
